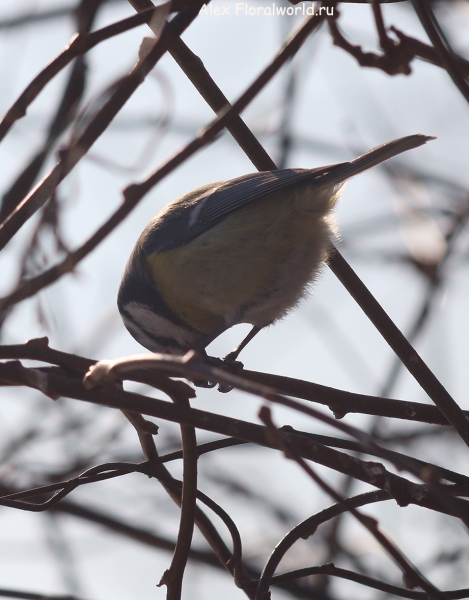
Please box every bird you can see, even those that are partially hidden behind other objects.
[117,134,434,363]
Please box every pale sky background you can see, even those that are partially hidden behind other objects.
[0,1,469,599]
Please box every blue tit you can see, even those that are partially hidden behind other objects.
[118,134,433,360]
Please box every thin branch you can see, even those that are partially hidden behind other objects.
[327,250,469,446]
[371,0,393,53]
[0,4,202,251]
[3,360,469,520]
[258,407,447,600]
[158,390,198,599]
[272,564,469,599]
[0,7,175,144]
[2,427,469,510]
[0,588,86,600]
[241,369,469,427]
[327,7,413,75]
[53,498,221,568]
[328,4,469,78]
[128,0,278,171]
[84,353,469,525]
[0,0,102,221]
[411,0,469,104]
[2,337,469,428]
[255,491,390,593]
[379,200,469,398]
[390,26,469,75]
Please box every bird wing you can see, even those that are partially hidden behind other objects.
[144,165,340,253]
[195,165,338,223]
[146,134,433,252]
[194,133,433,226]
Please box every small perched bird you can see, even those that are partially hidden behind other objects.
[118,134,433,361]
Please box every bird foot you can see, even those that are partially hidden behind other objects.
[193,355,244,393]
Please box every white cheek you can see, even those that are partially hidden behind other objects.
[123,302,199,353]
[123,319,173,353]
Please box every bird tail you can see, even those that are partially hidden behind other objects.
[313,134,435,189]
[349,133,436,173]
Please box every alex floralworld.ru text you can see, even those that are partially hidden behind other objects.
[199,3,335,17]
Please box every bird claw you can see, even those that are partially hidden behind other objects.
[193,379,217,389]
[194,355,244,393]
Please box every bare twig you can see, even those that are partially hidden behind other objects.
[3,360,469,520]
[0,0,102,222]
[158,390,198,599]
[0,4,202,250]
[0,7,175,144]
[258,407,447,600]
[411,0,469,104]
[272,564,469,599]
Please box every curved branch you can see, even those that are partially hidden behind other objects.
[256,491,389,596]
[257,410,445,600]
[272,564,469,599]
